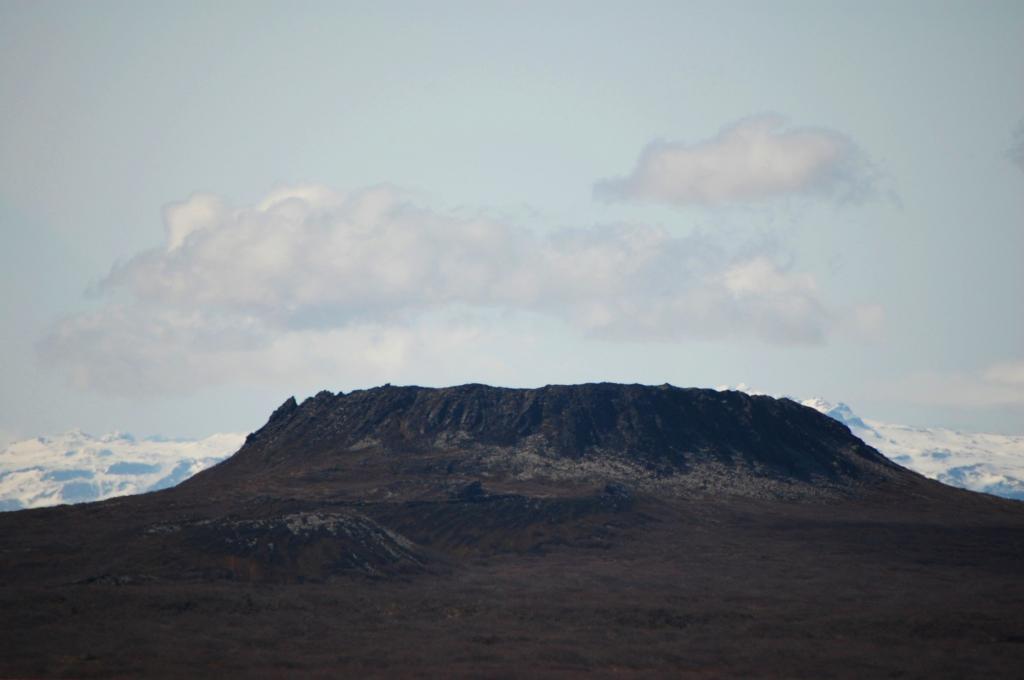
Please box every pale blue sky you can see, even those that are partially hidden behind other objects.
[1,0,1022,442]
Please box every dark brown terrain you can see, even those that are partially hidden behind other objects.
[1,383,1023,678]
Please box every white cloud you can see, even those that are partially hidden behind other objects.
[890,360,1024,409]
[595,115,875,206]
[40,184,854,396]
[983,360,1024,388]
[162,193,227,251]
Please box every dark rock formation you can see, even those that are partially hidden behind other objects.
[190,383,902,503]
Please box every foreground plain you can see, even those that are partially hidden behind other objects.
[2,384,1023,677]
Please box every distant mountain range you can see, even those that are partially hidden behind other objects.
[0,393,1020,511]
[800,398,1024,500]
[0,430,244,510]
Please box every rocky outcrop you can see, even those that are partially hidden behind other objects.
[193,383,903,500]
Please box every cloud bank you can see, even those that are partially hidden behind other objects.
[596,115,875,206]
[41,185,853,396]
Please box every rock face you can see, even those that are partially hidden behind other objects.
[188,383,902,502]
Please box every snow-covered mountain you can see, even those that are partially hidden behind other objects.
[0,430,245,511]
[801,399,1024,500]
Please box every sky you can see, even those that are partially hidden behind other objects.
[1,0,1022,444]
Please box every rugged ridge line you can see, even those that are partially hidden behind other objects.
[187,383,904,500]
